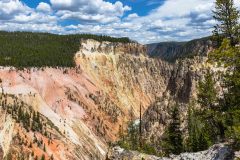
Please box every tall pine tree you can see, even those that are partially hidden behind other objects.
[162,105,183,155]
[208,0,240,149]
[197,70,217,110]
[213,0,240,46]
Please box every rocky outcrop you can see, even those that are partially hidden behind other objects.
[80,39,147,56]
[107,144,234,160]
[0,111,15,158]
[172,144,233,160]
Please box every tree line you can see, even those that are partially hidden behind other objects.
[0,31,131,68]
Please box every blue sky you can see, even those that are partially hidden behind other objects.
[22,0,164,17]
[0,0,239,44]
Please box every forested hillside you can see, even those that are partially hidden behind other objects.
[0,31,131,68]
[147,36,213,62]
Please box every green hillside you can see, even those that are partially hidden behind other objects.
[0,31,131,68]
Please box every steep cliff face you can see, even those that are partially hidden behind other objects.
[166,57,208,102]
[141,57,211,147]
[147,37,213,62]
[145,39,213,135]
[75,39,173,116]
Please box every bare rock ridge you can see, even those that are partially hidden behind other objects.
[0,38,214,159]
[79,39,147,56]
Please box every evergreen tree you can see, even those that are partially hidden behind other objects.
[202,0,240,148]
[43,143,46,152]
[209,38,240,147]
[50,155,54,160]
[210,39,240,109]
[197,71,226,141]
[139,103,142,148]
[41,154,45,160]
[163,105,183,155]
[117,107,157,155]
[29,142,32,148]
[197,70,217,110]
[213,0,240,45]
[186,106,210,152]
[128,107,138,150]
[198,132,209,150]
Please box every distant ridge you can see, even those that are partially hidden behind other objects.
[147,36,213,62]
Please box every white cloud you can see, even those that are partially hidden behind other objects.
[0,0,56,23]
[13,12,57,24]
[0,22,63,33]
[37,2,52,13]
[124,13,139,21]
[49,0,73,9]
[51,0,131,23]
[56,10,119,23]
[149,0,213,19]
[0,0,58,33]
[0,0,31,20]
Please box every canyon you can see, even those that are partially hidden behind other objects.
[0,38,228,160]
